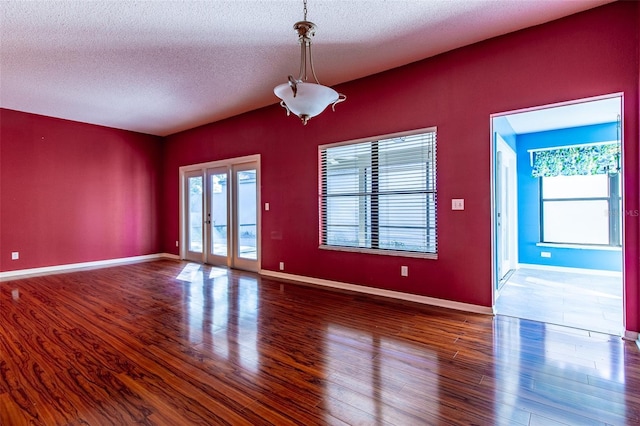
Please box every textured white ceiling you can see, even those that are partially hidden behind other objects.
[0,0,612,136]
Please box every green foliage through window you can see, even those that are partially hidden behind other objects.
[532,144,620,178]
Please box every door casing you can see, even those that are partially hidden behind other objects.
[490,93,625,315]
[179,154,261,272]
[495,133,518,284]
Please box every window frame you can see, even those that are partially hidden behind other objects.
[539,172,621,247]
[319,128,438,259]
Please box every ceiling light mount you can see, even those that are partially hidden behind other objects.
[274,0,346,125]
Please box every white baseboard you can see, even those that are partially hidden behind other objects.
[260,269,493,315]
[622,331,640,350]
[5,259,637,340]
[0,253,177,281]
[517,263,622,277]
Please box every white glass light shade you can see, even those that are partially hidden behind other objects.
[274,81,338,121]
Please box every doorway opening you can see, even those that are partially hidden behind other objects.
[180,155,260,273]
[491,95,623,335]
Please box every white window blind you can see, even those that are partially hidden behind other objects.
[320,130,437,255]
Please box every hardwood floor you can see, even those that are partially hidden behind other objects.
[1,260,639,425]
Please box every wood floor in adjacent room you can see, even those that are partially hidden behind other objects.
[1,260,639,425]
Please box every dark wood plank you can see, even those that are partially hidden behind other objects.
[1,259,640,424]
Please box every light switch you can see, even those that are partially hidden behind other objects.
[265,202,270,211]
[452,199,465,210]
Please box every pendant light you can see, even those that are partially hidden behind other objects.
[274,0,346,125]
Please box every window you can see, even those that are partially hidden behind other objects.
[540,173,621,246]
[319,130,437,256]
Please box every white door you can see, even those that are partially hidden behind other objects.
[231,163,259,272]
[205,167,230,267]
[496,134,518,281]
[181,157,260,272]
[184,171,205,262]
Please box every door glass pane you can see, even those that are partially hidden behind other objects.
[210,173,228,256]
[237,169,257,260]
[188,176,203,252]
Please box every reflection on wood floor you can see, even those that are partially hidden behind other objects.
[496,268,623,335]
[1,260,639,425]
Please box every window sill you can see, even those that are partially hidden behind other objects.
[319,245,438,259]
[536,242,621,251]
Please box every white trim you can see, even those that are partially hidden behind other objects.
[489,92,624,307]
[517,263,622,277]
[491,92,624,119]
[6,258,635,340]
[178,154,260,174]
[623,330,638,340]
[536,242,621,251]
[496,134,519,277]
[528,140,617,154]
[622,330,639,342]
[319,245,437,260]
[489,124,498,306]
[318,126,437,150]
[260,269,493,315]
[0,253,177,281]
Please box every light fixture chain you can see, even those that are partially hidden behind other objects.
[303,0,308,21]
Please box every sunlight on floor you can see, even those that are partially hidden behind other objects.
[209,267,228,279]
[176,263,202,282]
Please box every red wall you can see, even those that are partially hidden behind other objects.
[162,2,640,330]
[0,109,163,271]
[635,0,640,337]
[0,3,637,332]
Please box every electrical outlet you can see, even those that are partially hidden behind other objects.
[11,252,19,260]
[401,265,408,277]
[541,251,551,258]
[175,240,179,247]
[279,262,285,271]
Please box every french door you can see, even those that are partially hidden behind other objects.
[182,156,260,272]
